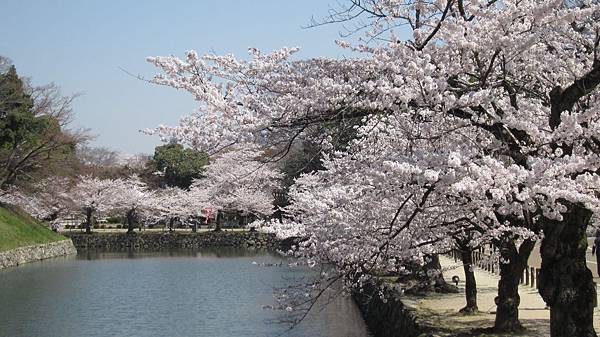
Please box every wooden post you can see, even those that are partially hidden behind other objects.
[520,268,524,284]
[525,265,530,285]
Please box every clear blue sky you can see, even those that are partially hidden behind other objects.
[0,0,352,154]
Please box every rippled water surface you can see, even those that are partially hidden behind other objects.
[0,248,370,337]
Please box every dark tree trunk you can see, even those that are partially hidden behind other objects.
[168,217,175,232]
[85,208,93,234]
[424,254,459,293]
[126,208,135,234]
[459,248,478,314]
[493,238,535,332]
[539,203,597,337]
[214,211,222,232]
[238,213,246,228]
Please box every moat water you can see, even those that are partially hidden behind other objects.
[0,248,370,337]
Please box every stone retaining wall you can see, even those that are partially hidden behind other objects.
[353,280,423,337]
[63,231,279,251]
[0,239,77,270]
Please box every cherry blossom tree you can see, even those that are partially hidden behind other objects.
[136,180,210,232]
[0,177,73,221]
[452,230,483,314]
[189,146,283,231]
[146,1,600,335]
[152,186,194,232]
[111,176,156,233]
[66,176,122,233]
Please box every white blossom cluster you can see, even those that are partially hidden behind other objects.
[249,218,305,240]
[191,146,282,217]
[144,0,600,287]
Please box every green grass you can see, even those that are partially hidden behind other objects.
[0,204,66,252]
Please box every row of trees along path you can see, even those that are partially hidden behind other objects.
[402,255,600,336]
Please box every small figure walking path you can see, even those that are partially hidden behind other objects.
[401,255,600,336]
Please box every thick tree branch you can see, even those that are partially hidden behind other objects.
[549,61,600,129]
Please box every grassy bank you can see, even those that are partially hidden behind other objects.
[0,204,65,252]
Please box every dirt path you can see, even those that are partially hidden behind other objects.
[401,255,600,336]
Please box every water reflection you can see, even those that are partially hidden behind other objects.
[0,248,371,337]
[79,247,272,260]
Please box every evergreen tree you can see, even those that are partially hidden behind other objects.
[0,65,78,191]
[149,143,208,189]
